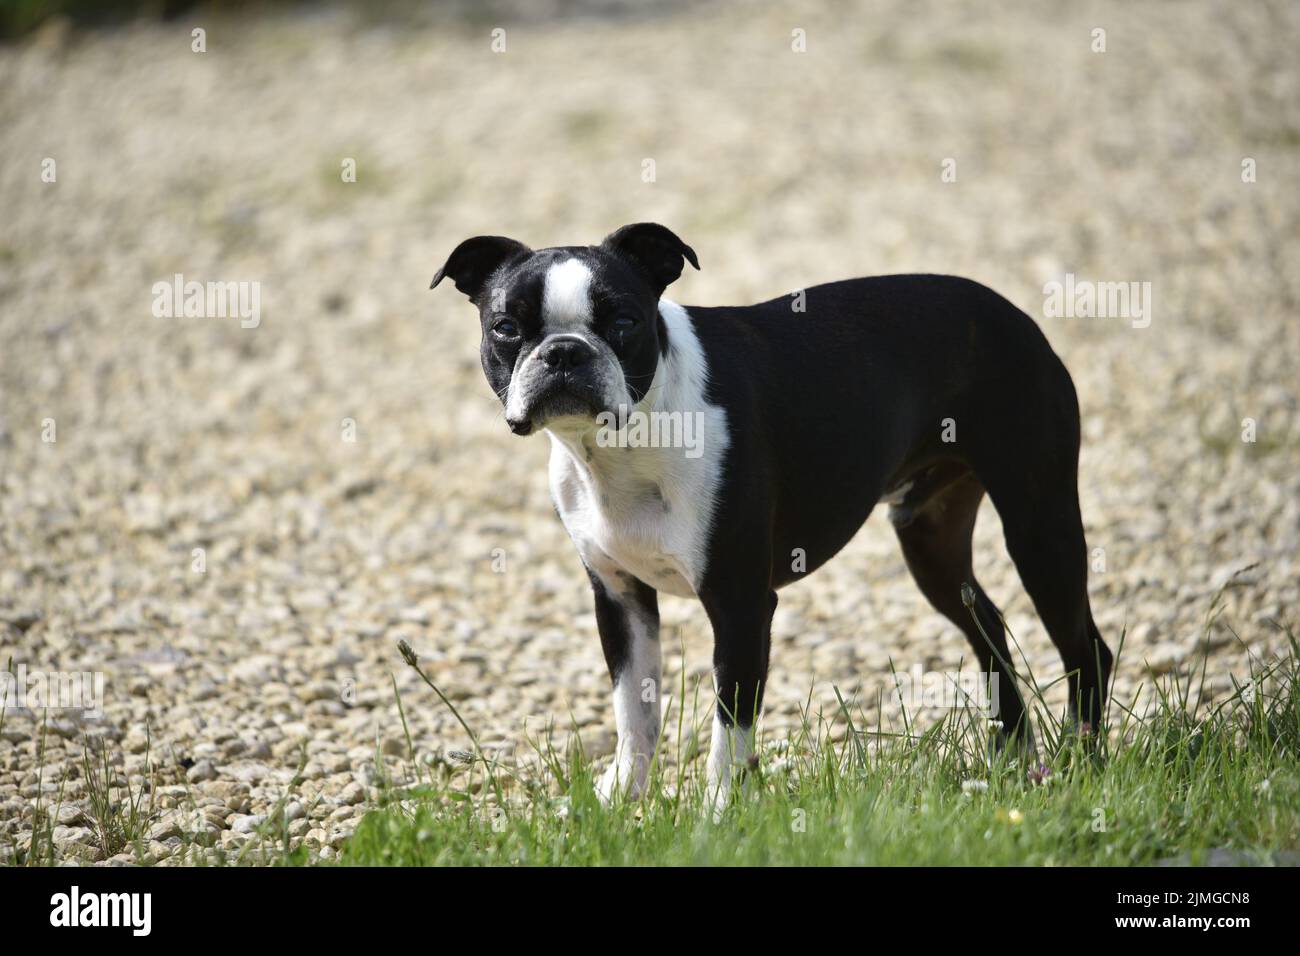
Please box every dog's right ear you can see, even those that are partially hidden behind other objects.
[430,236,531,302]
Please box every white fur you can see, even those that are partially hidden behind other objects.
[541,258,594,331]
[546,299,729,599]
[706,711,755,818]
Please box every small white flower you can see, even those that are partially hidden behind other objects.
[764,738,792,757]
[961,779,989,794]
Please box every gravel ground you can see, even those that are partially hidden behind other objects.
[1,0,1298,863]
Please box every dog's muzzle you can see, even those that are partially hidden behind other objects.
[506,336,608,435]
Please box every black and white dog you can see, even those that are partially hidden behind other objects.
[433,223,1112,807]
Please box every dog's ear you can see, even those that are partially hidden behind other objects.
[431,236,531,302]
[600,223,699,295]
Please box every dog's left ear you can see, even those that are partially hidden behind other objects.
[431,235,531,303]
[601,222,699,295]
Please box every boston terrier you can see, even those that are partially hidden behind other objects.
[432,223,1112,808]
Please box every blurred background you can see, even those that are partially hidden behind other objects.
[1,0,1298,853]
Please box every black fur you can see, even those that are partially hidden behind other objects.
[690,274,1111,736]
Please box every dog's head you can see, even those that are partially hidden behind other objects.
[432,223,698,436]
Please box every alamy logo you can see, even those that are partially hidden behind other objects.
[891,665,999,717]
[595,407,705,458]
[1042,273,1152,329]
[0,664,104,718]
[50,886,151,936]
[151,273,261,328]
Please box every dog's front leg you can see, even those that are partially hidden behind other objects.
[700,582,776,817]
[589,571,661,804]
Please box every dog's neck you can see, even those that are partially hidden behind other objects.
[545,298,707,493]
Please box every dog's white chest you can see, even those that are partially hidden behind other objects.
[548,439,702,598]
[542,300,729,601]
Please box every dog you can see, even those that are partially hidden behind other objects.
[432,222,1112,808]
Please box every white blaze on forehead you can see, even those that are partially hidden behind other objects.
[542,258,595,330]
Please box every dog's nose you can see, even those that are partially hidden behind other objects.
[539,338,594,371]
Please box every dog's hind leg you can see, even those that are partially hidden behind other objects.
[969,377,1113,733]
[889,466,1033,752]
[983,473,1112,734]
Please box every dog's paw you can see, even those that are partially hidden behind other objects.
[595,757,648,806]
[1063,716,1103,753]
[704,781,734,823]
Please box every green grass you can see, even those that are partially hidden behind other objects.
[4,603,1294,867]
[79,727,156,859]
[335,613,1300,867]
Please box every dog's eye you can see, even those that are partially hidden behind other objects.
[610,315,638,333]
[492,318,520,339]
